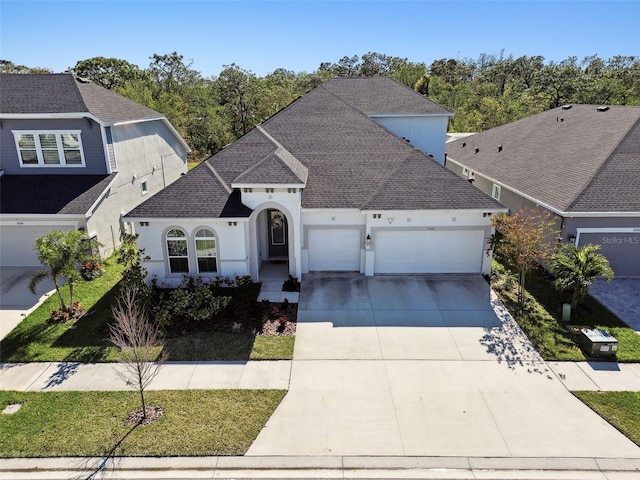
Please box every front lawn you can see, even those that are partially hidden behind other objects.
[0,261,125,362]
[573,391,640,447]
[0,260,295,363]
[0,389,286,457]
[491,261,640,362]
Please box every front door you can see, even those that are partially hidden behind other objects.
[267,209,288,258]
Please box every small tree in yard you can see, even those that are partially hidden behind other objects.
[491,208,559,305]
[29,230,101,318]
[108,284,167,423]
[549,243,614,313]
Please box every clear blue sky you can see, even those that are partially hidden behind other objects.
[1,0,637,77]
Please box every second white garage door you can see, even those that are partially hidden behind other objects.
[307,228,362,271]
[374,229,484,274]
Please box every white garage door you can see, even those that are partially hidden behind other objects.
[308,228,361,271]
[0,225,73,267]
[374,229,484,274]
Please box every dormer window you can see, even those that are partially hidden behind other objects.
[13,131,85,167]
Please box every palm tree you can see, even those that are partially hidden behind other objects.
[549,243,614,313]
[29,230,100,313]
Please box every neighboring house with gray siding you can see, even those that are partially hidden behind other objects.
[0,74,189,267]
[124,77,505,286]
[445,105,640,276]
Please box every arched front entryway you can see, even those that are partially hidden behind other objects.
[250,205,298,282]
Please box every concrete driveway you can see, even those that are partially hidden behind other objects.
[0,267,55,339]
[247,273,640,458]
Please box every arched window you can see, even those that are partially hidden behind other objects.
[166,228,189,273]
[195,228,217,273]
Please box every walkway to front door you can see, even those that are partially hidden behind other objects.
[257,261,299,303]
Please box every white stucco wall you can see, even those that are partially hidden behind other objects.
[131,206,497,284]
[133,219,250,287]
[370,115,450,163]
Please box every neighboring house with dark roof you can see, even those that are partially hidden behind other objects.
[124,77,505,285]
[0,74,189,267]
[445,105,640,276]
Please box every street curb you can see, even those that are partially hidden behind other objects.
[2,456,640,479]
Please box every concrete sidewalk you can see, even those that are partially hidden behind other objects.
[3,359,639,394]
[0,361,291,391]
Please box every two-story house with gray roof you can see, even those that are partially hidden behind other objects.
[0,74,189,267]
[124,77,505,285]
[445,105,640,277]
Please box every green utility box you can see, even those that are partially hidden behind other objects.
[578,328,618,358]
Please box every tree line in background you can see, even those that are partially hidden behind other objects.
[2,51,639,162]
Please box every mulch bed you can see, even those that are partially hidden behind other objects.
[126,404,164,426]
[259,303,297,336]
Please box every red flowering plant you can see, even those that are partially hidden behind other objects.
[81,260,104,281]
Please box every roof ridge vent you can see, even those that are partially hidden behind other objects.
[562,104,572,110]
[597,105,609,112]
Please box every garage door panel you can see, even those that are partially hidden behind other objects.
[0,225,74,267]
[308,229,361,271]
[374,230,484,274]
[579,232,640,277]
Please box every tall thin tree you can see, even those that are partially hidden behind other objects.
[109,284,167,421]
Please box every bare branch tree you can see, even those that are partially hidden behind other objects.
[108,284,167,421]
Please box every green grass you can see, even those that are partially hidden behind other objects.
[0,389,286,457]
[165,332,294,361]
[492,261,640,362]
[0,260,295,363]
[0,261,125,362]
[573,391,640,447]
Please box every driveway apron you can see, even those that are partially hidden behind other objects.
[247,273,640,457]
[0,267,55,340]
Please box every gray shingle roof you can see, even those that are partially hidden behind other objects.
[445,105,640,213]
[126,163,252,218]
[127,77,500,218]
[0,174,115,215]
[322,77,451,115]
[0,74,162,123]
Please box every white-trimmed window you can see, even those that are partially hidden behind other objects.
[141,180,149,195]
[166,228,189,274]
[194,228,217,273]
[13,131,85,167]
[492,183,501,201]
